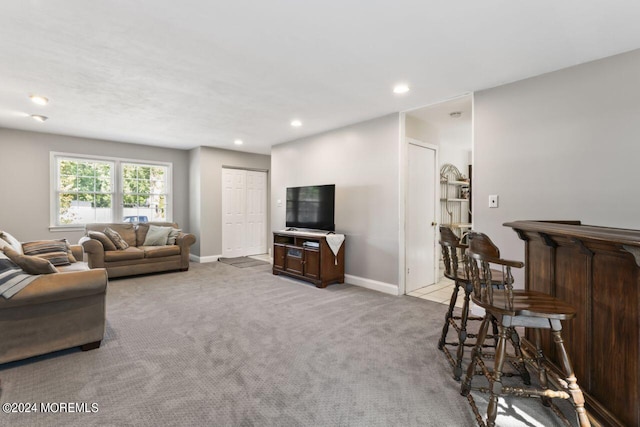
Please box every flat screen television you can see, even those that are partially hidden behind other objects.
[286,184,335,232]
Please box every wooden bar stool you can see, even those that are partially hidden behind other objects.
[460,232,590,427]
[438,226,482,380]
[438,226,529,383]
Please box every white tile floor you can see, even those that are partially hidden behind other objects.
[407,275,463,308]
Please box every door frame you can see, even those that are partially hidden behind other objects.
[221,167,268,258]
[398,118,440,296]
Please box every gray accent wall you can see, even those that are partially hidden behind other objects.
[271,114,400,286]
[189,146,270,258]
[0,128,190,244]
[474,48,640,271]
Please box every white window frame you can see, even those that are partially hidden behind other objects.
[50,152,173,231]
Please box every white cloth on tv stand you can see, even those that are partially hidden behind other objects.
[325,234,345,265]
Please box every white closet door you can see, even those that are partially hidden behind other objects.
[245,171,267,255]
[222,168,246,258]
[221,168,267,258]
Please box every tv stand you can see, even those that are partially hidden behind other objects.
[272,230,345,288]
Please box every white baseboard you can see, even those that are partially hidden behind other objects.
[344,274,399,295]
[190,254,221,263]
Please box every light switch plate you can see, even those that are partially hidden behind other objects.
[489,195,499,208]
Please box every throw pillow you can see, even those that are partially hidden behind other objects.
[143,225,172,246]
[104,227,129,250]
[62,239,77,263]
[0,231,24,254]
[88,231,118,251]
[2,246,57,274]
[22,240,71,266]
[167,228,182,245]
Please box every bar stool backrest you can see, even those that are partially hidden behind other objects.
[466,231,524,312]
[439,226,467,281]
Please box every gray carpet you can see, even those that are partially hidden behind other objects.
[0,262,575,426]
[218,256,270,268]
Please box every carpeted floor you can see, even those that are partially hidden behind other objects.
[0,262,573,426]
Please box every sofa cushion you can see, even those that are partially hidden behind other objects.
[22,240,71,266]
[139,245,181,259]
[2,246,57,274]
[88,231,117,251]
[104,227,130,250]
[104,247,144,262]
[0,231,24,254]
[143,225,172,246]
[56,262,90,273]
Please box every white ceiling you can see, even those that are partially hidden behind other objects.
[1,1,640,155]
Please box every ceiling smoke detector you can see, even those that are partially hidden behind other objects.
[449,111,462,118]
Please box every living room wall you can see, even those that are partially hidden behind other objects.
[474,48,640,276]
[0,128,190,244]
[189,146,270,259]
[271,114,400,291]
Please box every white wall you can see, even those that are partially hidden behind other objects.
[189,146,270,259]
[271,114,400,287]
[474,48,640,275]
[0,128,189,244]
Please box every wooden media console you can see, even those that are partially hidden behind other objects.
[272,230,345,288]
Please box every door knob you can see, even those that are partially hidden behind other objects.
[431,222,437,226]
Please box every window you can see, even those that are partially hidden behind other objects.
[55,158,114,224]
[51,153,171,228]
[122,163,169,222]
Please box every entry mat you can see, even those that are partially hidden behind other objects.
[217,256,270,268]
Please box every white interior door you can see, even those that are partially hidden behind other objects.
[221,168,267,258]
[245,170,267,256]
[406,141,438,293]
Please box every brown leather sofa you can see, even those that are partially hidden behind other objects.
[0,244,107,364]
[80,222,196,278]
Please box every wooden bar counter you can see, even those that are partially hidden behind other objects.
[505,220,640,427]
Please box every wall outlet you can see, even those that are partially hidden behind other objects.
[489,195,499,208]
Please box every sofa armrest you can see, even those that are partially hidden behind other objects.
[70,244,84,262]
[0,268,108,309]
[176,232,196,270]
[176,232,196,248]
[80,236,105,269]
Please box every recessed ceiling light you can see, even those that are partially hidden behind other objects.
[30,114,48,122]
[393,84,410,94]
[290,120,302,127]
[29,95,49,105]
[234,139,243,145]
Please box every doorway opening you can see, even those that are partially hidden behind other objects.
[402,94,473,301]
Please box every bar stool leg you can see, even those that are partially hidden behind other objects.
[454,283,473,380]
[508,327,531,385]
[461,315,491,396]
[533,328,551,407]
[551,327,590,427]
[487,324,508,427]
[438,280,460,350]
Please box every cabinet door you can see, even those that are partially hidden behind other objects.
[304,249,320,279]
[273,244,286,270]
[285,247,304,275]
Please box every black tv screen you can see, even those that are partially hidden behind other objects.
[286,185,335,231]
